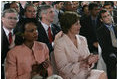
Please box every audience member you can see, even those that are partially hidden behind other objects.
[10,2,20,13]
[97,9,117,79]
[72,1,79,12]
[5,19,53,79]
[24,4,37,18]
[37,5,61,54]
[80,3,100,54]
[62,1,73,12]
[82,5,89,16]
[54,11,107,79]
[1,1,117,79]
[80,5,89,21]
[53,1,64,27]
[10,1,24,20]
[103,2,117,24]
[78,1,89,16]
[1,8,18,79]
[14,4,37,33]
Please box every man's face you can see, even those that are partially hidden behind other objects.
[101,11,113,25]
[83,6,89,15]
[2,13,18,30]
[72,1,79,11]
[58,2,64,9]
[10,3,20,13]
[91,7,100,17]
[65,2,73,11]
[25,6,37,18]
[104,5,113,14]
[44,8,55,23]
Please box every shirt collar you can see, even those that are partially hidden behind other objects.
[55,9,59,13]
[41,21,52,31]
[104,24,112,28]
[3,26,14,36]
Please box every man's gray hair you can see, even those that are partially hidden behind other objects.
[39,5,53,18]
[2,8,18,17]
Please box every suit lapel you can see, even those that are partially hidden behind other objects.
[64,35,78,52]
[103,25,110,35]
[113,25,117,38]
[38,22,49,41]
[1,27,9,45]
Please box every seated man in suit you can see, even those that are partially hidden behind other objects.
[97,9,117,79]
[80,3,100,54]
[37,5,61,54]
[1,8,18,79]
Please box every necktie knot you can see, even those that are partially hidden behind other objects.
[9,32,12,44]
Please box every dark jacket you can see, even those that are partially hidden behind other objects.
[96,24,117,66]
[80,15,98,53]
[37,21,61,54]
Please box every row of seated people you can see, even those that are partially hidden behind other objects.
[1,2,116,79]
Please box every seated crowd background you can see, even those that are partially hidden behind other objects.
[1,1,117,79]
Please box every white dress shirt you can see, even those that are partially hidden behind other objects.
[41,21,53,37]
[3,26,15,49]
[41,22,54,46]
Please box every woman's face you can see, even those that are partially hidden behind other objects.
[69,20,81,35]
[24,22,38,42]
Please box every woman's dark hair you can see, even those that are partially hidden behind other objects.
[15,18,38,45]
[60,11,80,34]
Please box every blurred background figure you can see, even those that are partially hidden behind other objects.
[62,1,73,12]
[97,9,117,79]
[53,1,64,27]
[80,3,100,55]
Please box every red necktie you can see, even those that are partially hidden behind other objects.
[9,32,12,44]
[48,26,53,43]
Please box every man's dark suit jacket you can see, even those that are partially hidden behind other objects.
[1,27,19,78]
[96,24,117,78]
[80,15,98,53]
[1,28,10,65]
[1,27,10,79]
[37,21,61,54]
[96,24,117,66]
